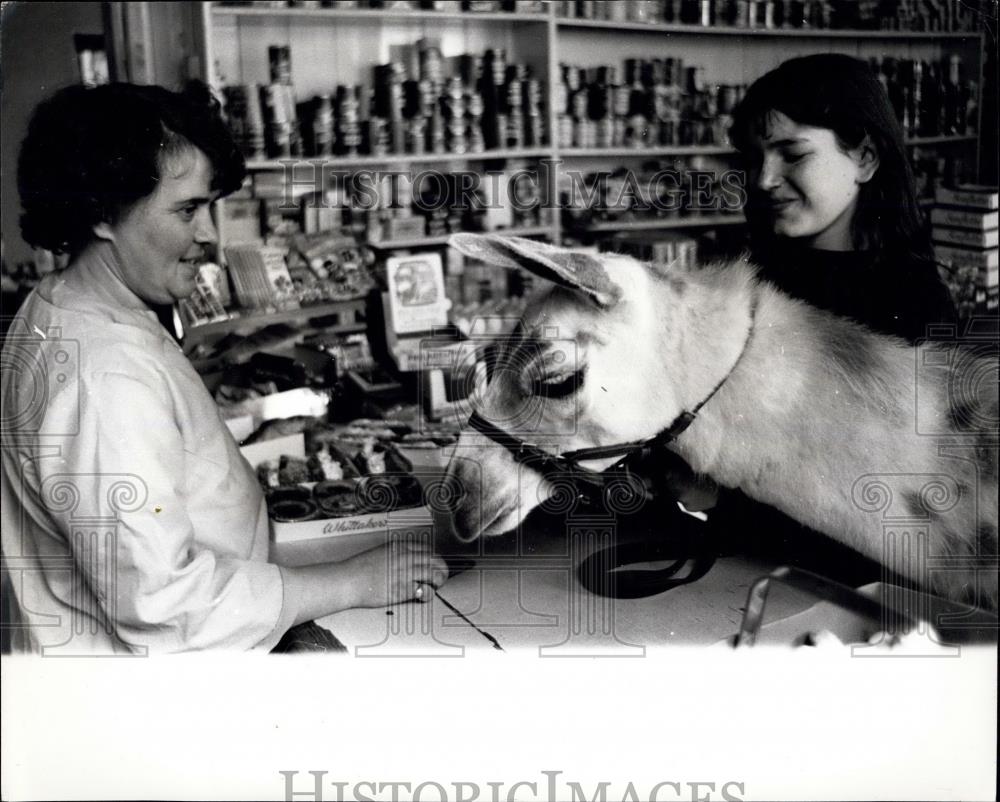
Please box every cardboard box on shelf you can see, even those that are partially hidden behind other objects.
[929,207,999,232]
[932,243,999,270]
[932,226,999,250]
[225,245,300,311]
[934,184,999,211]
[384,251,451,335]
[385,316,475,373]
[381,253,474,373]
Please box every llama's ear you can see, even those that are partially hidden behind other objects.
[448,233,526,271]
[448,233,622,309]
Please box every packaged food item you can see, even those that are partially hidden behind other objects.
[258,459,284,490]
[278,455,311,486]
[270,499,320,523]
[266,485,313,505]
[308,450,345,481]
[314,480,363,517]
[246,415,453,524]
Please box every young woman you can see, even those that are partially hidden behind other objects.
[2,83,447,654]
[728,52,957,342]
[703,53,960,584]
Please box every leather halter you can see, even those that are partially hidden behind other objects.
[467,295,758,506]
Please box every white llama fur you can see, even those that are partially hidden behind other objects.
[445,234,998,610]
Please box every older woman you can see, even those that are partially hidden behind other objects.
[1,83,447,653]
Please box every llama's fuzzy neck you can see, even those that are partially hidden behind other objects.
[658,260,760,444]
[665,262,884,496]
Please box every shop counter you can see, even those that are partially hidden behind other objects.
[311,512,822,653]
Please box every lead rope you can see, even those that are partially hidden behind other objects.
[577,293,758,600]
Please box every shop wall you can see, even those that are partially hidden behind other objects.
[1,1,105,274]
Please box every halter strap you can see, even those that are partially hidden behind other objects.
[469,292,758,477]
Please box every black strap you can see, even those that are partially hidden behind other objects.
[576,510,717,599]
[559,411,698,463]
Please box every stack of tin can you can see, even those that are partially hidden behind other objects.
[261,46,301,158]
[223,41,542,159]
[559,0,978,32]
[222,85,266,160]
[309,95,334,157]
[557,56,744,149]
[441,76,469,154]
[336,86,363,156]
[512,70,544,149]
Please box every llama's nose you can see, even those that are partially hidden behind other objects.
[436,456,483,541]
[433,472,468,515]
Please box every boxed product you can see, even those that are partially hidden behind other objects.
[933,243,999,270]
[241,432,436,566]
[934,185,999,211]
[177,263,230,328]
[932,226,999,250]
[385,251,450,335]
[931,186,999,315]
[225,245,300,311]
[384,313,475,372]
[929,207,999,232]
[381,250,474,373]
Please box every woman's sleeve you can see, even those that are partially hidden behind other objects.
[40,370,296,652]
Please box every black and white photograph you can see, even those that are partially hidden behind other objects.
[1,1,997,800]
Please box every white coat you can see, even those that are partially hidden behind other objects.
[0,246,294,653]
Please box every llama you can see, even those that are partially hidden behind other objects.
[443,233,998,611]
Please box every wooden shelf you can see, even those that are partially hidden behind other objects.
[201,1,986,259]
[183,297,367,348]
[556,18,982,39]
[244,137,975,171]
[584,214,746,233]
[244,148,552,171]
[368,225,555,250]
[212,5,550,23]
[559,136,975,160]
[559,146,735,158]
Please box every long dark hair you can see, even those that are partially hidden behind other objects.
[729,53,932,266]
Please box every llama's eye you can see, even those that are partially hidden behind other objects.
[532,368,585,399]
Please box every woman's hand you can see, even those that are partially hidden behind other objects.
[342,539,450,608]
[281,539,451,626]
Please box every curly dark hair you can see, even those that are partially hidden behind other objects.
[18,81,246,256]
[729,53,932,266]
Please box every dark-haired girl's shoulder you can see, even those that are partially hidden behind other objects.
[754,242,956,342]
[879,253,958,342]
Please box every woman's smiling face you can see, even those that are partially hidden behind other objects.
[94,146,218,305]
[745,110,878,251]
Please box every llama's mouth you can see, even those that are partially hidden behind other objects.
[478,502,522,538]
[446,494,521,541]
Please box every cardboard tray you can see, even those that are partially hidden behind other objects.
[240,433,437,567]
